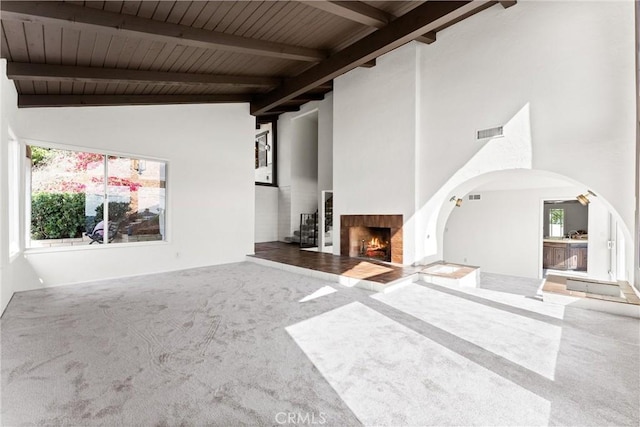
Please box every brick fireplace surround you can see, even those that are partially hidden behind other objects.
[340,215,403,264]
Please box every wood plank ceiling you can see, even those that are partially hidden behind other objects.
[0,0,516,118]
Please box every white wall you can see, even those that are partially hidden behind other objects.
[333,44,419,260]
[415,1,635,266]
[331,1,635,273]
[1,59,21,313]
[7,101,254,294]
[444,187,611,280]
[318,94,334,196]
[635,0,639,291]
[255,186,279,243]
[318,93,334,230]
[277,98,332,241]
[291,115,319,233]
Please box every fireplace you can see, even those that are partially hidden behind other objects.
[349,226,391,262]
[341,215,403,264]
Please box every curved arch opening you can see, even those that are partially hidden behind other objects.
[435,169,632,282]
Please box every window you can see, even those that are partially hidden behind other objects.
[28,144,166,248]
[549,208,564,238]
[8,130,20,256]
[255,120,276,185]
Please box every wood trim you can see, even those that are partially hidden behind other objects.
[18,94,251,108]
[251,1,486,114]
[0,1,327,62]
[7,62,281,88]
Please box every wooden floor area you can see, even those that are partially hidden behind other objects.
[544,274,640,305]
[250,242,423,284]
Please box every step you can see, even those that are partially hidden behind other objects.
[420,262,480,288]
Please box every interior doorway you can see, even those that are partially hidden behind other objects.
[542,200,589,276]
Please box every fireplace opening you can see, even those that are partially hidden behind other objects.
[349,226,391,262]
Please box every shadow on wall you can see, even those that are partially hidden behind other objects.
[414,102,535,265]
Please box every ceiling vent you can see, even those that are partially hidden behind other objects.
[468,194,481,200]
[477,126,503,140]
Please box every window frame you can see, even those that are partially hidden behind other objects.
[23,139,170,252]
[255,117,278,187]
[549,208,565,238]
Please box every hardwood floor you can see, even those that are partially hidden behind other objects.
[251,242,422,284]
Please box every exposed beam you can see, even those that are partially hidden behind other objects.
[361,59,376,68]
[282,94,327,105]
[431,1,496,33]
[252,1,485,115]
[256,114,281,123]
[302,1,436,44]
[302,1,391,27]
[0,1,326,62]
[499,1,517,8]
[7,62,281,88]
[264,106,302,115]
[313,82,334,91]
[418,32,437,44]
[18,94,251,108]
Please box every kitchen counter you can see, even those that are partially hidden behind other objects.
[543,239,588,271]
[543,238,587,244]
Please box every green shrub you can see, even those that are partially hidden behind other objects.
[31,193,86,239]
[94,202,131,223]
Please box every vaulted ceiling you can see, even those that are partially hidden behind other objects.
[0,1,516,118]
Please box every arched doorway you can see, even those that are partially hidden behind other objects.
[438,169,632,282]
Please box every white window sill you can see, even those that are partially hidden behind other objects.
[25,239,169,255]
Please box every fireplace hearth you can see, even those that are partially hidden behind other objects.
[341,215,403,264]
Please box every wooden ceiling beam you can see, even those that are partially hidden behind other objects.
[499,1,517,8]
[6,62,281,88]
[302,1,437,45]
[282,94,327,105]
[264,106,302,115]
[252,1,486,115]
[18,94,251,108]
[0,1,326,62]
[302,1,391,27]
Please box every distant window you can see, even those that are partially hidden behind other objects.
[255,120,276,185]
[549,208,564,238]
[28,144,167,248]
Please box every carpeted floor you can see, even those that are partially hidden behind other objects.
[1,262,639,426]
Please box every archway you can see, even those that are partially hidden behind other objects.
[435,169,632,282]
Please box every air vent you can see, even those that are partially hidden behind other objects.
[477,126,503,140]
[468,194,481,200]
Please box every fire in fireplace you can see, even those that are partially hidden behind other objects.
[341,215,402,264]
[349,226,391,262]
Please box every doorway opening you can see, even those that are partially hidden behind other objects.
[542,200,588,276]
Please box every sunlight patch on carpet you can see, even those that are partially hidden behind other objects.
[299,286,337,302]
[286,302,550,426]
[373,284,562,380]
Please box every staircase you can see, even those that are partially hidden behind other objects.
[297,213,318,248]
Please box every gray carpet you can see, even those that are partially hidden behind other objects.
[1,262,639,426]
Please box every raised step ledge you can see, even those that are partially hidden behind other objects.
[542,275,640,318]
[246,256,417,293]
[420,262,481,288]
